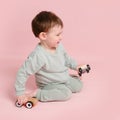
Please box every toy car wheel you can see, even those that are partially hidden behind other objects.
[15,101,22,107]
[86,69,89,73]
[79,68,82,73]
[87,64,91,70]
[78,72,82,76]
[25,101,33,109]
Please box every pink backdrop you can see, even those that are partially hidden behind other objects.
[0,0,120,120]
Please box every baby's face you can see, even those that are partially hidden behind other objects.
[45,25,63,49]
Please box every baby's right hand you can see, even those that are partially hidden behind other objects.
[17,94,28,105]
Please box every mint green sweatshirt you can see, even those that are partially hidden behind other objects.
[15,43,78,96]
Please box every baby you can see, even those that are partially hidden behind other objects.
[15,11,83,105]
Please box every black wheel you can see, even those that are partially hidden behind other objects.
[78,72,82,76]
[87,64,91,70]
[79,68,82,73]
[15,101,22,108]
[25,101,33,109]
[86,69,89,73]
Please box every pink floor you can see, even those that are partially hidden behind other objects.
[0,1,120,119]
[1,56,120,120]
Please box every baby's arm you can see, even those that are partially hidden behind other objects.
[15,51,45,102]
[59,44,78,70]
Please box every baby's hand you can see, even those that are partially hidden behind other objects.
[17,94,28,105]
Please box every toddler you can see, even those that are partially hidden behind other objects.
[15,11,83,104]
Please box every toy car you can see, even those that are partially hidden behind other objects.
[15,97,38,109]
[78,64,91,76]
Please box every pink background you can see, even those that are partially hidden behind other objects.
[0,0,120,120]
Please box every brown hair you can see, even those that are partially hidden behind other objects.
[31,11,63,37]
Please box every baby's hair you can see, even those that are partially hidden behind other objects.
[31,11,63,37]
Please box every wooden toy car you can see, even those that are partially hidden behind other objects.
[15,97,38,109]
[78,64,91,76]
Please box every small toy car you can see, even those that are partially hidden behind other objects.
[15,97,38,109]
[78,64,91,76]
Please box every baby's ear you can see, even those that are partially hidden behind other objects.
[38,32,47,40]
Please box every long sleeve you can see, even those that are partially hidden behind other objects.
[64,52,78,70]
[15,51,45,96]
[59,44,78,70]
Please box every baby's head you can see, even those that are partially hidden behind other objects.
[31,11,63,38]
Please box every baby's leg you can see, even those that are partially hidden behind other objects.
[36,83,72,102]
[66,76,83,93]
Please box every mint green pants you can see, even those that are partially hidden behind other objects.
[36,76,83,102]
